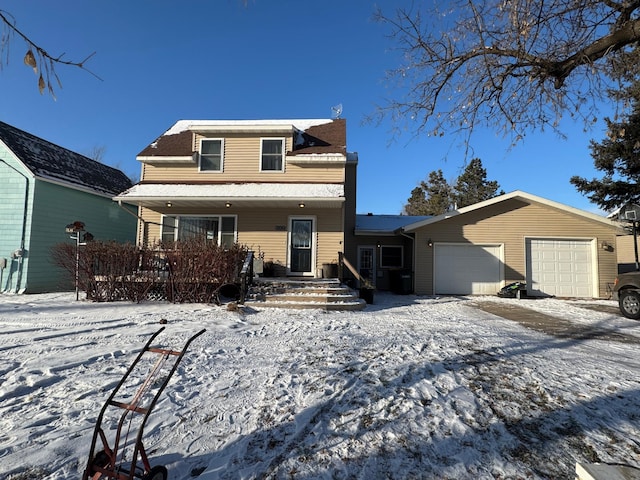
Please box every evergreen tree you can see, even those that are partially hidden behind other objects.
[423,170,453,215]
[404,186,429,215]
[452,158,503,208]
[570,80,640,211]
[404,169,452,216]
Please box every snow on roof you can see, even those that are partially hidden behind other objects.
[355,214,431,234]
[164,119,334,136]
[0,121,132,197]
[115,183,344,199]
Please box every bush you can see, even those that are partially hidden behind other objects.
[51,239,249,303]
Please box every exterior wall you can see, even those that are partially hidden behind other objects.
[141,134,345,184]
[616,233,639,273]
[23,180,136,293]
[342,159,358,269]
[412,199,619,298]
[353,234,415,291]
[0,151,33,293]
[137,205,344,276]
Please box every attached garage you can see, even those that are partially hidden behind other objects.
[526,238,596,298]
[434,244,503,295]
[400,191,621,299]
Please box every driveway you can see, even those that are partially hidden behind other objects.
[473,300,640,344]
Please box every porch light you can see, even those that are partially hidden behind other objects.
[298,202,305,208]
[427,238,433,248]
[225,202,232,208]
[166,201,172,208]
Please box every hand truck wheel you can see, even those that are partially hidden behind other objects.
[142,465,168,480]
[89,450,110,474]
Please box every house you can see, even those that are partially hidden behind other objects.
[0,121,137,293]
[113,119,358,278]
[395,191,622,298]
[114,117,622,300]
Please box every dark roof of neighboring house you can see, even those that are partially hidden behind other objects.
[0,121,132,197]
[137,118,347,158]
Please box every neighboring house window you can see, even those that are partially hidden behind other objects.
[200,139,224,172]
[380,246,403,268]
[260,138,284,171]
[161,215,237,248]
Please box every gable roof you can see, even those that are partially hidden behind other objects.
[401,190,621,232]
[0,121,132,197]
[136,118,347,158]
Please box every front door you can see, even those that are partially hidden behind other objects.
[289,218,313,275]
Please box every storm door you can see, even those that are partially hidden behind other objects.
[289,218,313,274]
[358,246,376,287]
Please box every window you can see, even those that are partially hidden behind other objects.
[380,246,403,268]
[161,215,237,247]
[261,138,284,171]
[200,139,223,172]
[161,216,177,243]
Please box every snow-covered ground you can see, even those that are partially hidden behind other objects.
[2,291,640,479]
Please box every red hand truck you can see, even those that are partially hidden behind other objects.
[83,327,206,480]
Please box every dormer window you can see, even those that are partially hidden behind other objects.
[200,139,223,172]
[260,138,284,172]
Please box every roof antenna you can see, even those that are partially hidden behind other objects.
[331,103,343,119]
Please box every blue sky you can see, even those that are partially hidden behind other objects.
[0,1,609,215]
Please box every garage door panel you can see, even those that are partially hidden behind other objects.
[526,239,594,298]
[435,244,502,295]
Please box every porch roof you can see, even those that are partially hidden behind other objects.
[113,182,345,209]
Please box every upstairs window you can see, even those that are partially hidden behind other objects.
[200,139,223,172]
[261,138,284,172]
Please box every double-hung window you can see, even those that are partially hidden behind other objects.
[260,138,284,172]
[161,215,237,248]
[200,139,223,172]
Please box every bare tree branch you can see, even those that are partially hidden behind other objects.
[374,0,640,146]
[0,9,100,98]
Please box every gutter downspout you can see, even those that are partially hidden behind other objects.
[0,159,29,293]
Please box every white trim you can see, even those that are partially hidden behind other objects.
[260,138,285,173]
[402,190,621,232]
[136,154,197,164]
[198,138,224,173]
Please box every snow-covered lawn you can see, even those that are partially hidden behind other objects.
[2,292,640,479]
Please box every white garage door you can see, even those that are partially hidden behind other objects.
[434,244,503,295]
[526,239,595,298]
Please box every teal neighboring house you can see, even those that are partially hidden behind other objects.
[0,121,137,293]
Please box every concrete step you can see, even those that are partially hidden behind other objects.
[245,277,368,310]
[244,298,367,311]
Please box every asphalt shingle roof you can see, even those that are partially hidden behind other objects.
[0,121,132,197]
